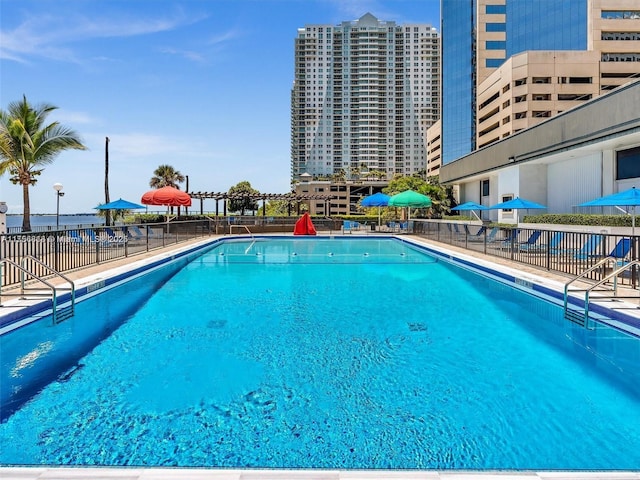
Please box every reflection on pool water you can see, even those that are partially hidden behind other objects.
[1,237,639,469]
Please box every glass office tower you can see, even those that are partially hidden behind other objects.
[441,0,587,165]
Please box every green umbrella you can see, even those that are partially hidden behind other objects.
[388,190,432,208]
[388,190,432,225]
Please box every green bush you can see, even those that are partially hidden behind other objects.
[522,213,634,226]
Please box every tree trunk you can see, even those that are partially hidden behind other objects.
[105,137,111,226]
[21,183,31,232]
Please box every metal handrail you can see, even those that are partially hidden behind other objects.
[0,255,75,324]
[230,224,253,237]
[564,257,640,326]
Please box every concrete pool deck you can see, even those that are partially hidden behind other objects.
[1,234,639,479]
[1,467,639,479]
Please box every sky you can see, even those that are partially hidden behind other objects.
[0,0,439,214]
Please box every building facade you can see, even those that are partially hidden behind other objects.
[476,50,601,148]
[439,79,640,224]
[439,0,587,166]
[291,13,440,186]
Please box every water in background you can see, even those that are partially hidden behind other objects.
[6,214,104,231]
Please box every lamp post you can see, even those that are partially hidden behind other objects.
[53,183,64,271]
[53,183,64,230]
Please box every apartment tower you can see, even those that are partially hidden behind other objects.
[291,13,440,185]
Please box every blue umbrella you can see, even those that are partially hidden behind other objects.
[95,198,146,210]
[488,197,546,223]
[451,201,488,221]
[488,197,546,210]
[361,192,390,207]
[361,192,390,226]
[578,186,640,236]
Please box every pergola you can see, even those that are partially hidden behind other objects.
[188,192,337,216]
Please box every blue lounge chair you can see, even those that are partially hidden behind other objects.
[573,235,604,260]
[493,228,520,248]
[84,229,113,247]
[602,238,632,266]
[521,231,565,252]
[68,230,85,244]
[463,225,486,238]
[123,226,144,240]
[516,230,542,251]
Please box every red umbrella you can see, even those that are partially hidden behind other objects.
[141,186,192,207]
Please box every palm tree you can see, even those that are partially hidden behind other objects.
[0,95,87,231]
[149,164,185,189]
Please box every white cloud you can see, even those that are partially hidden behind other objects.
[54,110,98,126]
[0,8,208,63]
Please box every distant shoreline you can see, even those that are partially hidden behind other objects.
[7,213,99,216]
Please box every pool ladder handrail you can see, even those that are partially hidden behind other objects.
[229,224,253,237]
[0,255,76,324]
[563,256,640,327]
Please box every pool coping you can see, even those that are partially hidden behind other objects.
[1,466,640,479]
[2,234,640,478]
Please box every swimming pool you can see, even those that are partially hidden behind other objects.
[1,237,639,469]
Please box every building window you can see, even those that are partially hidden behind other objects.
[569,77,593,84]
[486,58,504,68]
[532,77,551,84]
[602,32,640,41]
[501,195,514,213]
[558,93,592,101]
[486,23,506,32]
[616,146,640,180]
[481,179,490,197]
[486,5,506,14]
[486,41,506,50]
[601,10,640,19]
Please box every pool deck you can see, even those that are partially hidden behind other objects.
[2,233,640,479]
[1,467,639,479]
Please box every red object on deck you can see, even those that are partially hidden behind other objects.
[293,212,317,235]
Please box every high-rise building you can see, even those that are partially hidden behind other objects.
[440,0,587,166]
[291,13,440,186]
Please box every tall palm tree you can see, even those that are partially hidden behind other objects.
[0,95,87,231]
[149,164,185,215]
[149,164,185,189]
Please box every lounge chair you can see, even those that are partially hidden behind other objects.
[599,238,632,264]
[132,225,163,239]
[573,235,604,260]
[493,228,520,249]
[84,229,114,247]
[521,231,565,252]
[516,230,542,251]
[68,230,85,244]
[122,226,144,240]
[342,220,366,234]
[463,225,486,237]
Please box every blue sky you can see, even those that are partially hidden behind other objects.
[1,0,439,214]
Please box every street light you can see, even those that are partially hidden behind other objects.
[53,183,64,230]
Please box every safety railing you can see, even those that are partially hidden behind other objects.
[564,258,640,328]
[0,255,75,324]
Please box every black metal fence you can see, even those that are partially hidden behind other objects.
[0,217,358,288]
[412,220,639,287]
[0,220,218,288]
[4,216,635,290]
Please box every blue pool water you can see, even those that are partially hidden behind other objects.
[1,237,640,469]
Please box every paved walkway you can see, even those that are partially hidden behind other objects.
[1,234,639,479]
